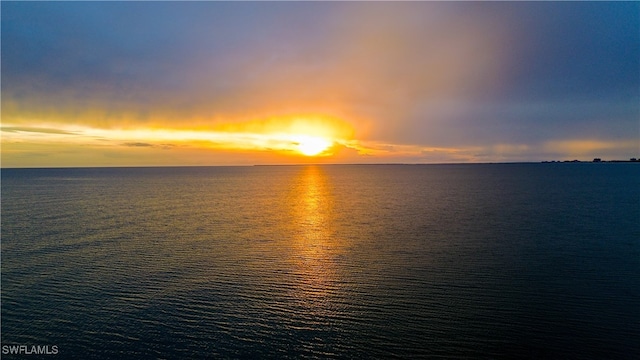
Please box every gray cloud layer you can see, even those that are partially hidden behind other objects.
[2,2,638,151]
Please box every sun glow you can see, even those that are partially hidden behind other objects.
[294,135,332,156]
[1,114,354,166]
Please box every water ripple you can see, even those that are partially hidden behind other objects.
[2,165,639,358]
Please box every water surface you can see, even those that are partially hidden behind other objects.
[2,164,639,358]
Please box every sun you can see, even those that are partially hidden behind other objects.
[295,135,332,156]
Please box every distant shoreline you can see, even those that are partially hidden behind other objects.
[541,158,639,164]
[2,160,639,170]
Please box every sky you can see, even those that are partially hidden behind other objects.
[2,1,638,167]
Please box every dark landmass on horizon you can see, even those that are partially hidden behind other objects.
[542,158,640,163]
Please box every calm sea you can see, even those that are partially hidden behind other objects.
[1,164,639,359]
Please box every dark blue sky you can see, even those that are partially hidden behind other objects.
[2,1,638,164]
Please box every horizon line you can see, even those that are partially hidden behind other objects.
[2,159,639,170]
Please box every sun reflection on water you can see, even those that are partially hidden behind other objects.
[288,166,341,311]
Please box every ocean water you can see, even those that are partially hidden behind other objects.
[1,164,639,359]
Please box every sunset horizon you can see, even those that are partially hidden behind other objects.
[2,2,638,168]
[2,2,639,357]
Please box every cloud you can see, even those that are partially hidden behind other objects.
[1,2,638,166]
[1,126,79,135]
[122,142,154,147]
[543,139,639,158]
[1,2,510,133]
